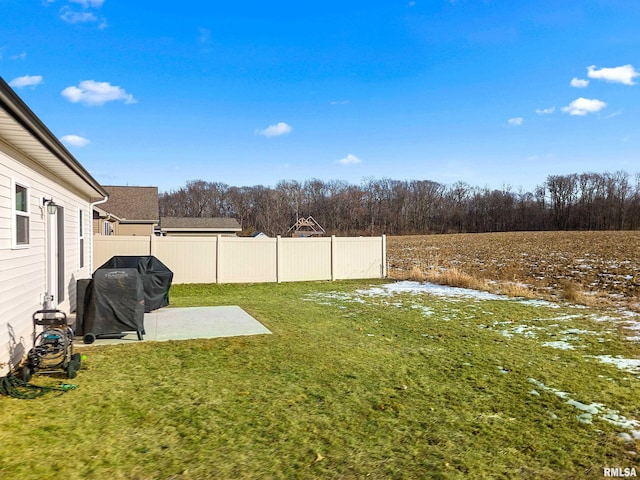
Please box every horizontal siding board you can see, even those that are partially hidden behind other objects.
[0,140,96,374]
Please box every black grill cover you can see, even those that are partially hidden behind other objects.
[83,268,145,337]
[97,256,173,312]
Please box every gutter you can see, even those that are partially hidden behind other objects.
[89,195,109,272]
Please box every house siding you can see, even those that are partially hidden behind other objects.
[118,223,154,236]
[0,142,94,375]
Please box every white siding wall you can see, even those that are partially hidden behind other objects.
[0,142,93,375]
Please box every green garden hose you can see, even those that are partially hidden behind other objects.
[0,374,76,399]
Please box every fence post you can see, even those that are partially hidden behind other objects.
[276,235,282,283]
[331,235,336,281]
[381,234,387,278]
[215,235,220,284]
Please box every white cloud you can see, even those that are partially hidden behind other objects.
[61,8,97,23]
[561,97,607,116]
[587,64,639,86]
[604,110,622,119]
[256,122,292,137]
[535,106,555,115]
[9,75,44,88]
[330,100,349,105]
[570,77,589,88]
[61,80,136,106]
[508,117,524,126]
[10,51,27,61]
[69,0,104,7]
[60,0,106,27]
[337,154,362,166]
[61,134,90,147]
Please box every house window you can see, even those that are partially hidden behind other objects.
[13,181,30,247]
[103,221,113,236]
[79,209,85,268]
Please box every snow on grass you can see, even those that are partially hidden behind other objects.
[355,281,505,301]
[542,341,576,350]
[304,280,640,446]
[589,355,640,375]
[617,311,640,342]
[528,378,640,438]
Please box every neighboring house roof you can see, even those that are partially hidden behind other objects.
[100,185,159,223]
[93,205,122,222]
[287,216,326,236]
[0,77,106,200]
[160,217,242,232]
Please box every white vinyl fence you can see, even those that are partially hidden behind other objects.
[93,235,386,284]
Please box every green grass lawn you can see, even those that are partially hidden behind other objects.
[1,280,639,479]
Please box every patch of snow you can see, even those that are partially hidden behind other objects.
[528,378,640,434]
[618,432,633,442]
[519,299,562,308]
[356,281,506,301]
[562,328,597,335]
[590,355,640,374]
[576,413,593,424]
[542,341,576,350]
[411,304,434,317]
[566,399,603,415]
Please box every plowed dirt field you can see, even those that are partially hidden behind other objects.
[387,231,640,309]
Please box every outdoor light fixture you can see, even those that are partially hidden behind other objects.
[43,198,58,215]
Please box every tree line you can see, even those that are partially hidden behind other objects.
[158,171,640,236]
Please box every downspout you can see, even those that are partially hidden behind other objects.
[89,195,109,273]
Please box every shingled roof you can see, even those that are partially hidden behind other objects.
[101,186,159,222]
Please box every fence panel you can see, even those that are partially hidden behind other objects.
[93,236,151,268]
[152,236,217,284]
[278,237,332,282]
[217,237,278,283]
[93,235,386,284]
[333,237,385,280]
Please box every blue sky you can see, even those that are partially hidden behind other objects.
[2,0,639,193]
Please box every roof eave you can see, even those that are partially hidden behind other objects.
[0,77,107,200]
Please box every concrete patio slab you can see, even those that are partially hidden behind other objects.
[75,306,271,346]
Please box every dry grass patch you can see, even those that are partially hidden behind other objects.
[407,265,489,291]
[559,279,607,307]
[495,281,538,299]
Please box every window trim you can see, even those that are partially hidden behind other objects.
[11,179,30,249]
[103,220,113,236]
[79,208,85,268]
